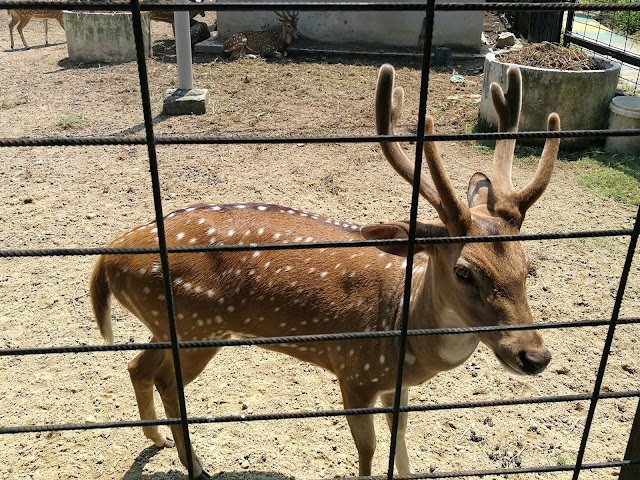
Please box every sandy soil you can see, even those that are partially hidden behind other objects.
[1,12,639,480]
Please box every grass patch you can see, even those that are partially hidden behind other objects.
[568,150,640,205]
[56,117,87,130]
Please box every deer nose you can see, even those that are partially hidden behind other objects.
[518,349,551,375]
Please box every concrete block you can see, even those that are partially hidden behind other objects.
[64,11,151,63]
[163,88,210,115]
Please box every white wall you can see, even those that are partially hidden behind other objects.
[216,0,484,52]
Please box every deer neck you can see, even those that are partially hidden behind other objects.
[403,259,479,384]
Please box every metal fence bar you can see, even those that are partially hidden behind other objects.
[0,1,639,479]
[571,204,640,480]
[128,0,197,476]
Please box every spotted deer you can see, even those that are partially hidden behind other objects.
[89,64,560,479]
[222,11,299,59]
[7,8,64,49]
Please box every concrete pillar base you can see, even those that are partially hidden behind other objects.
[162,88,210,115]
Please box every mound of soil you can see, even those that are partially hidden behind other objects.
[497,41,603,71]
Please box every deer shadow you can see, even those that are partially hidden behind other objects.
[119,447,296,480]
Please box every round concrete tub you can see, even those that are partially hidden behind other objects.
[479,52,621,150]
[64,11,151,63]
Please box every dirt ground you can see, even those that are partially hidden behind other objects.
[1,11,640,480]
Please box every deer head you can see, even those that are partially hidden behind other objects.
[364,64,560,375]
[275,10,299,41]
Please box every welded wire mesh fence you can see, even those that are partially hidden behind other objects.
[1,2,640,480]
[564,0,640,94]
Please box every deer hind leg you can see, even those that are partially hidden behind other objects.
[380,389,413,474]
[128,344,176,448]
[153,346,219,479]
[43,19,49,45]
[339,382,378,476]
[17,18,30,49]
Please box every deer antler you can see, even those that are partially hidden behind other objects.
[375,64,471,235]
[490,66,561,226]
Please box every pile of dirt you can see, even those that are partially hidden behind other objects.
[497,41,603,71]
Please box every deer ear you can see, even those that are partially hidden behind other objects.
[361,221,449,257]
[467,172,494,208]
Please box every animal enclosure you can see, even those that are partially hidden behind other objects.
[1,1,640,480]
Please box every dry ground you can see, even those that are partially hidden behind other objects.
[1,12,639,480]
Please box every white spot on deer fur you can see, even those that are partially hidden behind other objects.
[244,318,251,324]
[264,261,271,268]
[197,319,204,326]
[215,316,223,324]
[177,313,184,320]
[348,349,354,356]
[207,228,216,235]
[405,353,416,365]
[184,283,192,290]
[285,266,291,272]
[236,204,246,209]
[257,206,267,211]
[287,210,295,214]
[253,252,260,258]
[385,263,392,269]
[198,218,205,224]
[143,287,150,294]
[274,307,280,312]
[158,294,165,300]
[151,310,159,316]
[122,267,128,273]
[371,378,379,383]
[192,312,199,319]
[294,236,303,242]
[280,322,287,327]
[167,213,176,219]
[248,270,255,275]
[258,228,264,235]
[364,363,370,371]
[173,277,182,285]
[177,232,185,240]
[379,354,386,364]
[227,306,235,312]
[189,238,197,244]
[218,297,225,305]
[228,230,235,237]
[305,237,313,242]
[274,233,281,240]
[151,228,158,234]
[211,206,221,211]
[206,318,212,325]
[308,268,316,273]
[320,272,328,278]
[207,290,214,298]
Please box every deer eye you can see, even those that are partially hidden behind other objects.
[454,265,474,284]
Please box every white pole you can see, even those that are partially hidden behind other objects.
[173,0,194,90]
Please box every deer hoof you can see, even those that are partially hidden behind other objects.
[158,435,175,448]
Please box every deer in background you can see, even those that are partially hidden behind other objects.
[222,11,299,59]
[89,64,560,479]
[7,9,64,49]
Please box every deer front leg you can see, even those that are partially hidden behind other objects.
[340,382,378,476]
[128,346,175,448]
[380,389,413,474]
[44,18,49,45]
[153,348,219,479]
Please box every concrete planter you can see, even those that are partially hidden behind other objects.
[216,0,484,52]
[479,52,621,150]
[64,11,151,63]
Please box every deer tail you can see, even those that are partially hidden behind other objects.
[89,257,114,344]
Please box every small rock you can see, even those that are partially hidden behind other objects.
[495,32,516,48]
[86,212,97,219]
